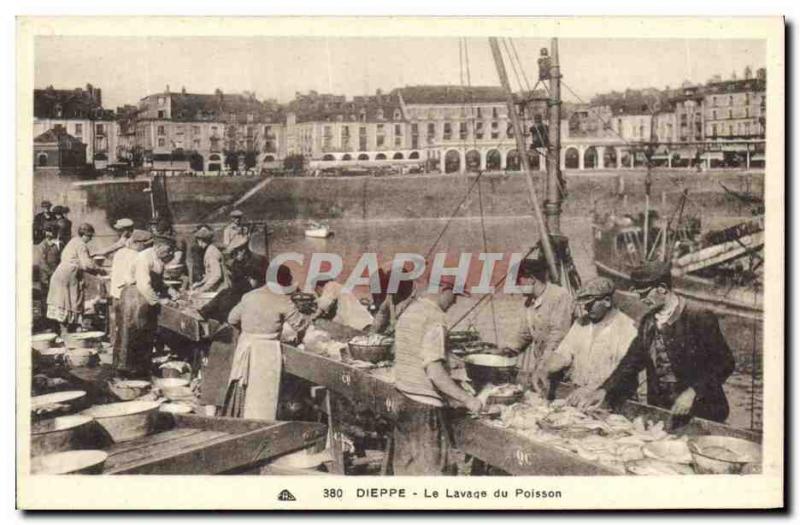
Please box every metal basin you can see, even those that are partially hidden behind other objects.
[31,414,94,456]
[688,435,761,474]
[463,354,518,392]
[31,450,108,475]
[82,401,160,443]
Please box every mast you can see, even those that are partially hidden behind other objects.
[545,38,562,235]
[488,37,559,283]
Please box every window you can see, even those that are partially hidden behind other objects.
[376,109,384,120]
[74,123,83,136]
[394,124,403,147]
[443,122,452,140]
[728,110,732,119]
[359,126,367,151]
[427,123,436,140]
[193,125,200,135]
[729,96,733,106]
[211,126,218,136]
[157,138,166,147]
[492,107,499,119]
[157,125,166,136]
[475,122,484,140]
[247,113,254,123]
[491,121,499,139]
[712,96,717,107]
[393,109,402,120]
[341,126,351,148]
[157,110,166,119]
[507,123,514,138]
[193,139,200,149]
[476,107,483,118]
[459,122,467,140]
[175,125,184,136]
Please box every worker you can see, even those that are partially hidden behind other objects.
[95,218,135,257]
[191,225,229,293]
[222,209,247,248]
[108,229,153,345]
[114,236,178,378]
[313,277,374,332]
[576,262,736,423]
[199,235,267,323]
[500,256,574,386]
[534,277,638,403]
[46,223,103,333]
[33,200,56,244]
[223,265,310,419]
[392,275,483,475]
[370,262,416,334]
[34,224,61,330]
[52,206,73,248]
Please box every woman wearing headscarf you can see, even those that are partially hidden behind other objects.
[46,223,102,333]
[223,265,310,420]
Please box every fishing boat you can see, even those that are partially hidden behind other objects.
[592,201,764,321]
[305,222,332,239]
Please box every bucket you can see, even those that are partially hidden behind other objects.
[31,333,58,351]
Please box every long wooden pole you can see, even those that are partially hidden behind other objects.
[489,37,559,283]
[545,38,562,235]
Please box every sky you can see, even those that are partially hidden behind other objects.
[34,36,766,109]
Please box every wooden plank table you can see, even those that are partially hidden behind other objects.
[281,344,762,476]
[102,413,327,475]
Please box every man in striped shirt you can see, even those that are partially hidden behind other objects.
[392,276,482,475]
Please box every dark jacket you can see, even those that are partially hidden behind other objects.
[601,302,735,423]
[56,217,72,246]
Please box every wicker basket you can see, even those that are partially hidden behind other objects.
[346,342,393,363]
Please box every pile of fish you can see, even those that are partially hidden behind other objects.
[487,392,693,474]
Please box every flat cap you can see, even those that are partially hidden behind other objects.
[224,235,250,254]
[114,218,134,229]
[630,262,672,290]
[576,277,615,302]
[41,200,52,207]
[229,210,244,218]
[51,205,65,214]
[129,229,153,244]
[194,225,215,241]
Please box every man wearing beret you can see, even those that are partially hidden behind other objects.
[501,256,575,386]
[577,262,735,423]
[537,277,638,404]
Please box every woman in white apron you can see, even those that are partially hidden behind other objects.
[223,265,309,420]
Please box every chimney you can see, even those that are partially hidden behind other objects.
[166,84,171,94]
[181,86,187,95]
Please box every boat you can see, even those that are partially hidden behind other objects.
[592,207,764,321]
[305,222,332,239]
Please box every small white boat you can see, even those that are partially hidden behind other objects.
[304,222,332,239]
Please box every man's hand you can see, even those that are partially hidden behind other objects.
[167,287,180,300]
[670,387,696,416]
[464,395,484,414]
[575,388,607,411]
[530,369,550,395]
[565,386,592,407]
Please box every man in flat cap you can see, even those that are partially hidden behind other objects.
[500,255,574,387]
[33,200,56,244]
[577,262,735,423]
[536,277,638,403]
[96,218,135,258]
[52,206,73,248]
[191,225,230,293]
[222,210,247,249]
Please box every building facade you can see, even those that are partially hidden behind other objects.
[33,125,87,169]
[33,84,119,168]
[133,88,285,173]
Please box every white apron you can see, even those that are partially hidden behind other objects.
[227,331,282,420]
